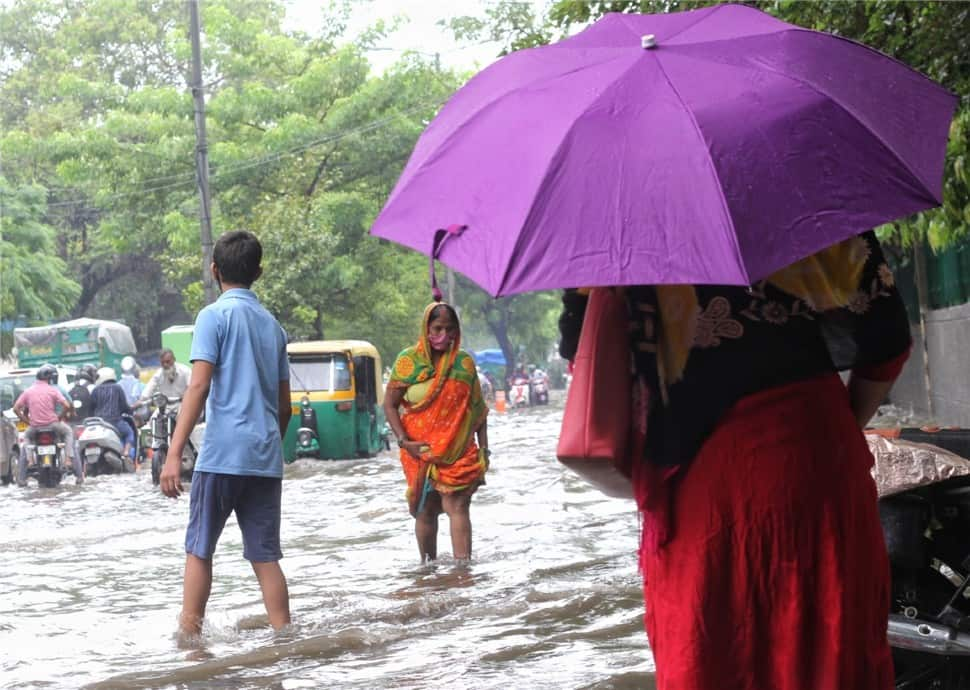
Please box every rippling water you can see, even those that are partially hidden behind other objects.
[0,401,653,689]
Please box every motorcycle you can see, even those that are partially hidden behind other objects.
[77,415,136,477]
[293,395,321,460]
[148,394,200,485]
[868,428,970,688]
[508,376,530,409]
[23,425,67,488]
[529,374,549,406]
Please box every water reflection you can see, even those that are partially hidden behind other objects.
[2,401,652,689]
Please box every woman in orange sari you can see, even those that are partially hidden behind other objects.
[383,302,489,562]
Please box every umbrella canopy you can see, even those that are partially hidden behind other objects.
[371,3,957,297]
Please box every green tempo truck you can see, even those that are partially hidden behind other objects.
[14,318,137,376]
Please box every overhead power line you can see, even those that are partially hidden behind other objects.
[45,100,442,210]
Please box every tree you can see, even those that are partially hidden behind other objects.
[0,0,466,361]
[0,179,82,355]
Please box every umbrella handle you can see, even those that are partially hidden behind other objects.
[430,224,467,302]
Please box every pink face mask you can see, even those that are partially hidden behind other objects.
[427,332,453,352]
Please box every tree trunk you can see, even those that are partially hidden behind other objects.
[70,255,154,318]
[482,301,516,390]
[314,308,324,340]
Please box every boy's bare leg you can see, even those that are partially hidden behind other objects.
[414,492,441,562]
[181,554,213,636]
[251,561,291,629]
[442,491,473,560]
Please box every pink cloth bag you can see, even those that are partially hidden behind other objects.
[556,288,634,498]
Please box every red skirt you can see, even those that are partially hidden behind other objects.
[639,374,894,690]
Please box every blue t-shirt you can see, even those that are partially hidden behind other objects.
[190,289,289,477]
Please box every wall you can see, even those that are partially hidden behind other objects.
[890,301,970,426]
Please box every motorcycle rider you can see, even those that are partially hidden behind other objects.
[528,365,549,405]
[12,364,81,486]
[69,364,97,421]
[507,364,530,408]
[91,367,136,461]
[118,356,144,405]
[139,349,191,406]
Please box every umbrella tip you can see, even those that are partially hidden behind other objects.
[641,34,657,49]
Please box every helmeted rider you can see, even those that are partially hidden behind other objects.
[139,349,191,407]
[69,364,97,421]
[118,355,144,406]
[91,367,136,461]
[12,364,81,486]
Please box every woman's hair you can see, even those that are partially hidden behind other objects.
[214,230,262,286]
[428,303,459,328]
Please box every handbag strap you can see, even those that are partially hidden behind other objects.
[429,224,467,301]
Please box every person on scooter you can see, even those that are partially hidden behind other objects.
[12,364,81,486]
[91,367,136,461]
[119,356,144,406]
[528,365,549,405]
[139,349,191,406]
[69,364,97,421]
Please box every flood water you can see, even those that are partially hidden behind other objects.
[0,401,654,689]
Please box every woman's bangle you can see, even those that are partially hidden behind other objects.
[480,447,491,458]
[396,435,409,448]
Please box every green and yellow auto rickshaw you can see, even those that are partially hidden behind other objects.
[284,340,389,462]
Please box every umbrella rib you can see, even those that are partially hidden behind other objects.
[491,55,646,296]
[649,51,748,284]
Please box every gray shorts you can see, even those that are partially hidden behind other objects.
[184,471,283,562]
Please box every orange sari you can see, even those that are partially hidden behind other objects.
[388,303,488,515]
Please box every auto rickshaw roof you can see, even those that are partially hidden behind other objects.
[287,340,380,359]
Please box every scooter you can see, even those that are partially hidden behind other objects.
[869,428,970,688]
[77,416,136,476]
[508,376,530,409]
[529,374,549,406]
[148,394,200,485]
[22,426,67,488]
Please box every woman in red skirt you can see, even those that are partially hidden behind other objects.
[559,231,909,689]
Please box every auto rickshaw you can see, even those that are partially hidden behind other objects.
[284,340,389,462]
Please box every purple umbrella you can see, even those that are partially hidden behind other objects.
[371,3,957,297]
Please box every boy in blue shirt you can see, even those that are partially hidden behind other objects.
[161,230,292,638]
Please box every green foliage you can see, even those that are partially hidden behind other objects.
[444,0,552,56]
[0,0,575,362]
[0,0,461,359]
[0,179,82,347]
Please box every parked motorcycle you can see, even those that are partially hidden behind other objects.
[77,415,136,477]
[148,394,200,485]
[22,425,67,488]
[869,428,970,688]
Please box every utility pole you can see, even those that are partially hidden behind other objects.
[188,0,217,305]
